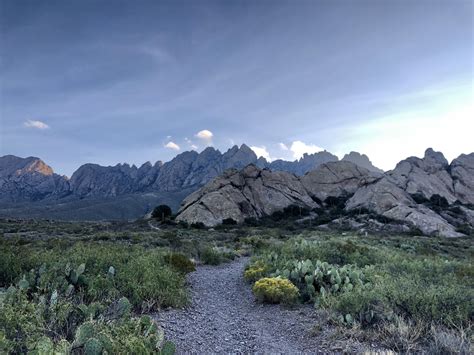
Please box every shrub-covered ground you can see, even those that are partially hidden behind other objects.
[1,218,472,353]
[246,232,473,353]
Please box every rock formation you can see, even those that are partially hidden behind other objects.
[176,165,318,226]
[176,149,474,237]
[342,152,384,173]
[344,149,473,237]
[176,161,380,226]
[301,161,381,201]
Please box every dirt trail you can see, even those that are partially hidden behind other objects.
[155,257,350,354]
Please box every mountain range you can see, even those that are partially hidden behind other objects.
[0,144,382,220]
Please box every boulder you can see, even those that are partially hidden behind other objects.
[301,161,381,202]
[176,165,318,226]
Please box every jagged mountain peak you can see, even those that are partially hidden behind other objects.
[0,155,54,177]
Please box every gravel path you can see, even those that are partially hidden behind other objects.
[154,257,367,354]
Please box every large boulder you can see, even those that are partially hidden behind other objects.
[175,165,318,226]
[345,175,464,238]
[388,148,457,203]
[301,161,381,201]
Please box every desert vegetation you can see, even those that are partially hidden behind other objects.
[245,234,473,353]
[0,218,472,353]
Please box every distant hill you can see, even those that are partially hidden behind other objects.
[0,145,383,220]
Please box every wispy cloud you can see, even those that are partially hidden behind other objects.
[24,119,49,130]
[278,142,289,151]
[164,141,180,151]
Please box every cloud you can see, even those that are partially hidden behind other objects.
[290,140,324,159]
[164,141,180,151]
[195,129,213,145]
[190,144,198,150]
[24,120,49,130]
[250,146,271,161]
[278,142,289,151]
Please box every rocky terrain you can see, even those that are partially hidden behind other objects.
[177,149,474,237]
[0,145,382,220]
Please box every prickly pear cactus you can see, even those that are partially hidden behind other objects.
[74,321,95,346]
[55,339,71,355]
[84,337,103,355]
[117,297,131,318]
[18,275,29,290]
[34,336,54,354]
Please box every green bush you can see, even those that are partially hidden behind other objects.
[252,277,299,304]
[165,252,196,274]
[151,205,173,221]
[201,247,223,265]
[222,218,237,225]
[244,261,268,282]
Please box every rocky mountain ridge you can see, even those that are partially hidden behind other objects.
[176,149,474,237]
[0,145,382,203]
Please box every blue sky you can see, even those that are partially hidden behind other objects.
[1,0,472,176]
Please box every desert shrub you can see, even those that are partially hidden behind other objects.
[244,261,269,282]
[329,284,391,327]
[190,222,206,229]
[115,255,187,311]
[428,324,472,355]
[316,239,383,266]
[151,205,173,220]
[200,247,223,265]
[165,252,196,274]
[379,316,424,353]
[324,195,349,209]
[222,218,237,225]
[252,277,299,304]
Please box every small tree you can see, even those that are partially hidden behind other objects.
[152,204,172,222]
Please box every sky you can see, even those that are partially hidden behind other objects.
[1,0,472,176]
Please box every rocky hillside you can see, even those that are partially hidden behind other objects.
[176,149,474,237]
[0,155,69,202]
